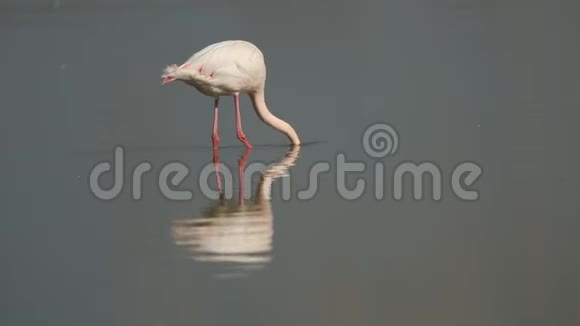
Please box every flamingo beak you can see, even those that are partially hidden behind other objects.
[161,77,175,85]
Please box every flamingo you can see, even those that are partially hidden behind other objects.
[161,40,301,149]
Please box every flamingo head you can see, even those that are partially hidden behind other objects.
[161,63,192,85]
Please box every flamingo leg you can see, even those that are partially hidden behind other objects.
[234,93,252,148]
[212,98,220,150]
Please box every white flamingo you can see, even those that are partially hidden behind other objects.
[161,40,301,148]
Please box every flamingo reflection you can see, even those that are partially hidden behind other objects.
[171,146,300,273]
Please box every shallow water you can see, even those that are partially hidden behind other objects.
[2,1,580,325]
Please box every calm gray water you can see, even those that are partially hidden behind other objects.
[2,0,580,325]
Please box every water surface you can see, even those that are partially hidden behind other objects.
[2,1,579,325]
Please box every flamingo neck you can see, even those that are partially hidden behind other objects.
[249,89,301,145]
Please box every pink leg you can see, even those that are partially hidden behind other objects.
[212,98,220,150]
[234,93,252,148]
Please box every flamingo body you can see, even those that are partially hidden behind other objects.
[161,40,300,147]
[181,40,265,96]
